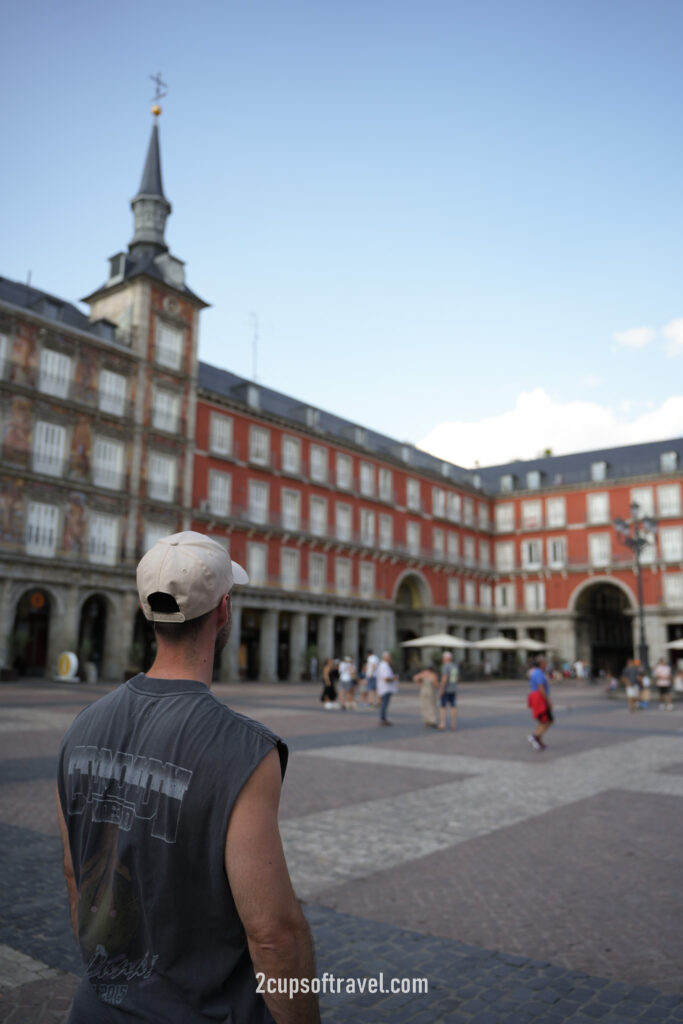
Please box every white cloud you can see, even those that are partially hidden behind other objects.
[418,389,683,468]
[579,373,600,388]
[612,326,656,349]
[662,318,683,357]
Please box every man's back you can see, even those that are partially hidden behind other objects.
[58,674,285,1023]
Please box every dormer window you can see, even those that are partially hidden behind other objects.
[526,470,541,490]
[661,451,678,473]
[591,461,607,482]
[354,426,366,447]
[306,407,320,429]
[247,384,259,409]
[500,474,514,492]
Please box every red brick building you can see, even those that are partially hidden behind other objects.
[1,119,681,682]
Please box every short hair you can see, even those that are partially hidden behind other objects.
[154,608,213,644]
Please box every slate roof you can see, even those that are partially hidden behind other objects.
[135,122,166,199]
[0,276,116,341]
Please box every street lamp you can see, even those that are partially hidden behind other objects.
[613,501,657,672]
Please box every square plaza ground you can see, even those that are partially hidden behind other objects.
[1,678,682,1023]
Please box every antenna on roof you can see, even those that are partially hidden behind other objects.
[26,270,32,286]
[250,312,259,382]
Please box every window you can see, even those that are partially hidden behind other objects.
[432,487,445,518]
[463,536,475,567]
[99,370,126,416]
[447,578,460,609]
[359,562,375,599]
[525,582,546,612]
[406,478,421,511]
[630,487,654,518]
[354,426,365,447]
[144,522,170,552]
[661,451,678,473]
[433,527,444,558]
[660,526,683,562]
[406,521,421,556]
[480,583,492,610]
[500,474,514,492]
[281,489,301,531]
[209,471,231,517]
[495,503,515,532]
[478,503,490,530]
[479,539,490,568]
[282,435,301,474]
[247,543,267,586]
[148,453,176,502]
[521,539,542,569]
[88,513,118,566]
[464,581,476,607]
[152,388,180,432]
[589,533,611,567]
[305,407,319,428]
[281,548,300,589]
[38,349,71,398]
[547,536,566,568]
[360,508,375,546]
[209,413,233,455]
[249,425,270,465]
[591,461,607,482]
[360,462,375,497]
[521,500,542,529]
[447,493,461,523]
[658,484,681,517]
[587,492,609,524]
[447,532,459,563]
[379,513,393,550]
[378,467,393,502]
[336,503,352,542]
[463,498,474,526]
[335,557,351,596]
[496,541,515,571]
[33,421,66,477]
[92,437,124,490]
[25,502,59,557]
[336,453,352,489]
[248,480,269,524]
[495,583,515,610]
[309,552,326,593]
[310,445,328,482]
[546,497,566,528]
[663,574,683,606]
[526,470,541,490]
[247,385,259,409]
[155,321,183,370]
[309,496,328,536]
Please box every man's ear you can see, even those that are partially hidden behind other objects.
[216,593,230,629]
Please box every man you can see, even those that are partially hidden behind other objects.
[364,649,380,707]
[621,657,642,713]
[438,652,459,731]
[57,532,319,1024]
[527,655,553,751]
[376,650,398,725]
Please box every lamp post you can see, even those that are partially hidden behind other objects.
[614,501,657,672]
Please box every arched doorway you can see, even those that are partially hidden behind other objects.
[575,582,633,676]
[395,572,431,673]
[12,589,51,676]
[78,595,107,678]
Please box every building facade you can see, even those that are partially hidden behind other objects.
[1,120,682,682]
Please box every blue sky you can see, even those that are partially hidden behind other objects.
[3,0,683,466]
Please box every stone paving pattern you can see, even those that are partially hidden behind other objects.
[1,678,683,1022]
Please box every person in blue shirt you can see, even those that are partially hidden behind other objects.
[527,656,553,751]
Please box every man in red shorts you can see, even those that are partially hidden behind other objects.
[527,655,553,751]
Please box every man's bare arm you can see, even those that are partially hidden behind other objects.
[225,748,320,1024]
[56,787,78,942]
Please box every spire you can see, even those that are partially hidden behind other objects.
[129,118,171,255]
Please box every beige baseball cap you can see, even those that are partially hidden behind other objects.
[137,531,249,623]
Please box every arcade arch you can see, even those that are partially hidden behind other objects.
[571,579,635,675]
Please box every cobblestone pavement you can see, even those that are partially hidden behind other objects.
[1,677,683,1022]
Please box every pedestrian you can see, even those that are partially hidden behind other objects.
[621,657,642,713]
[527,655,553,751]
[438,652,459,731]
[56,531,319,1024]
[412,663,439,727]
[320,657,339,706]
[654,657,674,711]
[376,651,399,725]
[338,655,357,709]
[365,649,380,707]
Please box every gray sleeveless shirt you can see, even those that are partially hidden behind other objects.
[57,675,287,1023]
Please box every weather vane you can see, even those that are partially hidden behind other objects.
[149,72,168,117]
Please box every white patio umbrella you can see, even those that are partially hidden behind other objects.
[471,636,520,651]
[400,632,472,649]
[664,638,683,650]
[516,638,550,652]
